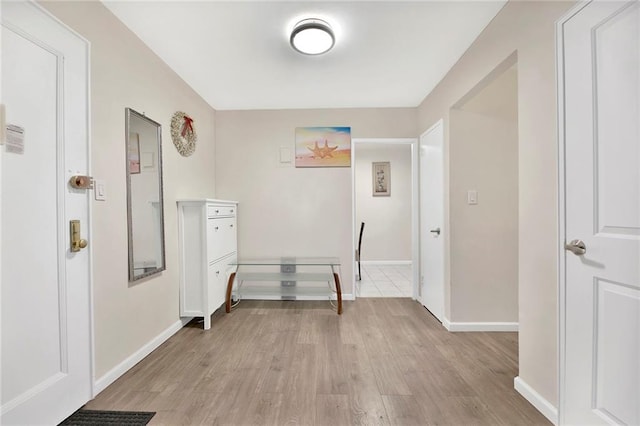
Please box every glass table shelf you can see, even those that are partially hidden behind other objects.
[229,257,341,267]
[225,257,343,314]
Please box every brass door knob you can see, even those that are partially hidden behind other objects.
[78,239,88,249]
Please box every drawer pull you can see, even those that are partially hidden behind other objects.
[215,226,219,231]
[215,209,219,214]
[215,271,220,275]
[230,210,234,213]
[230,224,234,228]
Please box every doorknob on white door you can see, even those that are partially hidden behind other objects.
[564,239,586,255]
[430,227,441,236]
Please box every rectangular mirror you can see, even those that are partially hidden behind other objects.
[126,108,166,281]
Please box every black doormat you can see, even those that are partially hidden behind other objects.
[59,409,155,425]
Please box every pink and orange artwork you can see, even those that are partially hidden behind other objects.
[295,127,351,167]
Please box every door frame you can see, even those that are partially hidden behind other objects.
[418,119,446,320]
[556,1,592,423]
[1,0,96,408]
[351,138,420,299]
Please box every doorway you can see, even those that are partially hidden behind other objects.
[351,138,419,299]
[446,57,519,329]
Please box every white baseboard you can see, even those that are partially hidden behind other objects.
[442,318,519,332]
[360,260,412,266]
[514,377,558,425]
[92,318,189,396]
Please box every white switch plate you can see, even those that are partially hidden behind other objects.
[467,190,478,205]
[95,179,106,201]
[279,147,292,163]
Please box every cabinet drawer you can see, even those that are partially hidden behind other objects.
[207,204,236,218]
[206,217,237,262]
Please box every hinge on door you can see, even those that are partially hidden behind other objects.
[69,175,94,190]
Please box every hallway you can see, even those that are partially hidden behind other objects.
[84,298,549,425]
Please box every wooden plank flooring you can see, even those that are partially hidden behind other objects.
[85,299,550,425]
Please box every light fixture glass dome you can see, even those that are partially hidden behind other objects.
[290,18,335,55]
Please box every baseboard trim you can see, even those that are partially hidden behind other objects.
[360,260,412,266]
[442,319,519,332]
[92,318,189,396]
[514,377,558,425]
[443,318,452,331]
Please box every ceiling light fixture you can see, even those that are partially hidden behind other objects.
[290,18,335,55]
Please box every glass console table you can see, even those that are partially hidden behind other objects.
[224,257,342,315]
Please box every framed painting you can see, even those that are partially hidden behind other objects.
[128,132,141,174]
[295,127,351,167]
[372,161,390,196]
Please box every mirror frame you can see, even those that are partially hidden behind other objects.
[125,107,166,282]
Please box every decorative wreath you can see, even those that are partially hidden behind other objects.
[170,111,197,157]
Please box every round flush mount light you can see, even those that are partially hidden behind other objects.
[290,18,335,55]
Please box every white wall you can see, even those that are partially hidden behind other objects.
[355,143,412,262]
[417,0,575,407]
[215,109,417,294]
[449,107,518,322]
[42,1,218,379]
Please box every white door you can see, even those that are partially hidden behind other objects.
[559,1,640,425]
[419,120,444,322]
[1,2,92,425]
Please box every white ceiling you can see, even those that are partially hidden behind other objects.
[102,1,506,111]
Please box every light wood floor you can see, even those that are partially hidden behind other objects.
[85,299,550,425]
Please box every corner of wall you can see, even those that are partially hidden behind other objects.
[514,377,558,425]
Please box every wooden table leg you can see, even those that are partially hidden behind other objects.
[225,272,236,313]
[333,273,343,315]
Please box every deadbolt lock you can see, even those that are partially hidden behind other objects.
[69,175,94,190]
[70,220,88,252]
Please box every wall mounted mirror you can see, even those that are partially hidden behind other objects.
[126,108,166,281]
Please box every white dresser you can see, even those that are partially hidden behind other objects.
[177,199,238,329]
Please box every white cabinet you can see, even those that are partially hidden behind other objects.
[178,199,238,329]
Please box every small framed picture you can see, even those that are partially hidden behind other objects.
[372,161,390,196]
[128,132,140,174]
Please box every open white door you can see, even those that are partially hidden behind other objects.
[419,120,445,322]
[1,2,92,424]
[559,1,639,424]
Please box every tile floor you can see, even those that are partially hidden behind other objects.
[357,263,414,297]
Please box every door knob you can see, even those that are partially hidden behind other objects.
[564,239,586,255]
[430,227,441,236]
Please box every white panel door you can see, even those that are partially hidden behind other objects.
[560,1,640,425]
[1,2,91,425]
[419,120,445,322]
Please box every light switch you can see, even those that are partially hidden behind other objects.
[279,147,292,163]
[467,190,478,205]
[95,179,106,201]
